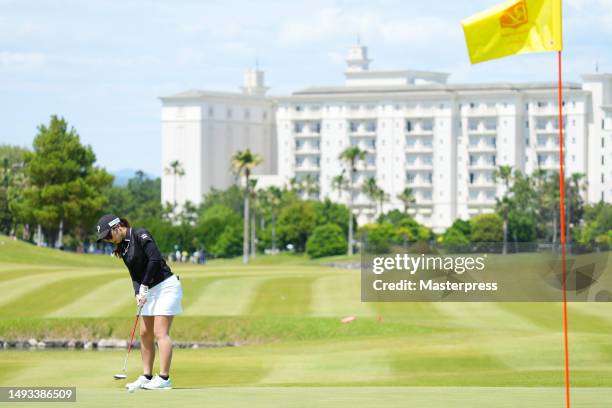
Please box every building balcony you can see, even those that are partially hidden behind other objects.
[468,162,496,170]
[467,143,496,153]
[463,106,497,117]
[356,163,377,171]
[407,182,433,189]
[405,144,433,153]
[535,143,561,153]
[293,131,321,138]
[467,127,497,135]
[468,182,497,188]
[289,110,323,120]
[406,162,433,170]
[405,128,434,136]
[294,148,321,155]
[349,129,377,136]
[414,198,433,206]
[295,163,320,172]
[530,106,567,116]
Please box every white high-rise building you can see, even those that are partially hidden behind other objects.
[160,68,276,207]
[161,44,612,232]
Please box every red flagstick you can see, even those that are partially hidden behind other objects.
[557,50,570,408]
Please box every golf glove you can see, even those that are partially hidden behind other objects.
[136,285,149,306]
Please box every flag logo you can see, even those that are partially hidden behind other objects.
[499,0,528,29]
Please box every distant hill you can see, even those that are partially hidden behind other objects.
[111,169,158,186]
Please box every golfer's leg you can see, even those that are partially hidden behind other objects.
[139,316,155,375]
[154,315,174,376]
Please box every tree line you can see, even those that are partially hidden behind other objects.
[1,116,610,259]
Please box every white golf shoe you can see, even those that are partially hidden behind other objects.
[142,374,172,390]
[125,375,151,391]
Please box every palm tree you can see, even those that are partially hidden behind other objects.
[231,149,263,264]
[331,172,348,200]
[397,187,415,215]
[164,160,185,205]
[339,147,366,256]
[376,188,389,217]
[494,165,514,254]
[566,173,586,243]
[302,174,320,199]
[264,186,283,254]
[248,179,261,258]
[362,176,381,216]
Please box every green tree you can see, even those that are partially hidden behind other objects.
[312,198,350,236]
[277,200,315,252]
[0,145,29,235]
[358,223,395,253]
[339,146,365,255]
[306,224,347,258]
[15,116,112,247]
[231,149,262,264]
[211,224,244,258]
[471,213,503,243]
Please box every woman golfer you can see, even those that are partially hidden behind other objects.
[96,214,183,390]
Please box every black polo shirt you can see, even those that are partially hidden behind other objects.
[118,227,173,294]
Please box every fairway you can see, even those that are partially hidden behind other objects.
[1,236,611,406]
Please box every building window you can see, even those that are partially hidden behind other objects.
[208,107,214,117]
[263,111,267,120]
[295,105,302,112]
[244,109,250,120]
[406,121,412,132]
[227,108,232,118]
[469,173,475,184]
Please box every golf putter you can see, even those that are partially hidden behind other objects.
[113,305,143,380]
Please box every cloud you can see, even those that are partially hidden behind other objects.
[278,8,457,49]
[0,51,45,68]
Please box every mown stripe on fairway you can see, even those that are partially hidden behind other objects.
[46,278,133,317]
[0,265,66,282]
[311,273,376,317]
[0,271,103,310]
[0,274,115,318]
[184,276,271,316]
[432,302,543,332]
[247,277,317,316]
[258,348,393,385]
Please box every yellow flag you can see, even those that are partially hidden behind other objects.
[462,0,562,64]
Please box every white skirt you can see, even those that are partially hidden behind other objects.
[139,275,183,316]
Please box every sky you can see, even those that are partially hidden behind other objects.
[1,0,611,176]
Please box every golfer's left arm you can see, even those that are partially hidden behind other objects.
[140,232,165,292]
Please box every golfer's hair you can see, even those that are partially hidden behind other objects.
[111,218,131,258]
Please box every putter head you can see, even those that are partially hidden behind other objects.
[113,373,127,380]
